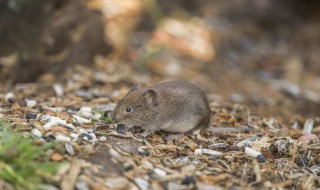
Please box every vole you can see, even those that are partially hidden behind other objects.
[112,81,211,138]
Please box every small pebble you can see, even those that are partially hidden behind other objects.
[80,133,93,141]
[79,107,92,113]
[153,168,167,178]
[90,133,97,140]
[194,149,202,156]
[109,148,120,157]
[75,180,89,190]
[80,112,92,118]
[92,113,102,120]
[123,162,134,171]
[65,143,75,155]
[55,134,71,142]
[78,128,87,133]
[43,121,57,130]
[38,138,47,143]
[99,136,107,142]
[70,133,79,141]
[116,124,126,134]
[137,147,150,156]
[26,99,37,108]
[26,112,37,119]
[105,177,129,189]
[40,114,51,122]
[78,107,93,118]
[310,165,320,175]
[86,128,94,133]
[134,177,150,190]
[181,175,196,185]
[31,128,42,139]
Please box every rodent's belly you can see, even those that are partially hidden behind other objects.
[160,118,198,133]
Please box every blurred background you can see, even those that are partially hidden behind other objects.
[1,0,320,121]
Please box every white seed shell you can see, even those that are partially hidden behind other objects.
[55,134,71,142]
[72,115,91,124]
[244,147,261,158]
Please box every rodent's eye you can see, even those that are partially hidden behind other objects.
[125,106,132,113]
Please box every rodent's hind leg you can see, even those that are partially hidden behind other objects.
[141,126,158,137]
[164,132,186,141]
[164,128,201,141]
[141,130,150,138]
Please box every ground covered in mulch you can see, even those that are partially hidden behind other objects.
[1,73,320,190]
[1,0,320,189]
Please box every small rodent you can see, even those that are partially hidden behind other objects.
[112,81,211,137]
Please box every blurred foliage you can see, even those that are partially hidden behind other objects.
[0,120,61,190]
[100,111,112,123]
[144,0,163,24]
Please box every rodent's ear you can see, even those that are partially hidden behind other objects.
[143,89,157,106]
[129,84,141,92]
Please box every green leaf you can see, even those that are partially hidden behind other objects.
[0,119,61,190]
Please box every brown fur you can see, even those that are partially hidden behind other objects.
[112,81,211,136]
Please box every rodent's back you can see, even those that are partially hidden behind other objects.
[152,81,211,132]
